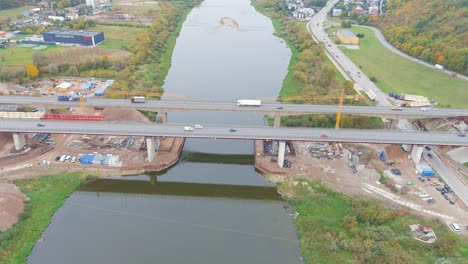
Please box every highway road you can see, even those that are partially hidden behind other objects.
[423,149,468,207]
[307,0,392,107]
[0,120,467,146]
[1,96,467,118]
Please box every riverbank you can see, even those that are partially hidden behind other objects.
[0,172,86,263]
[273,179,468,263]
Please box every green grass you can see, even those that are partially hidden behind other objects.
[9,34,32,41]
[0,6,31,20]
[279,181,468,264]
[0,46,65,65]
[93,24,147,41]
[329,26,468,108]
[99,39,130,50]
[464,162,468,167]
[0,173,86,264]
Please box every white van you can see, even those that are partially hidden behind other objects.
[450,223,460,232]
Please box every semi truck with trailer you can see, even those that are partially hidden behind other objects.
[131,96,145,103]
[237,100,261,106]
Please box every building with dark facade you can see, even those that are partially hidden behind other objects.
[42,29,104,46]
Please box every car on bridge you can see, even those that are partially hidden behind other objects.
[229,129,237,132]
[184,126,194,131]
[276,106,283,110]
[37,123,45,127]
[321,134,328,138]
[194,125,203,129]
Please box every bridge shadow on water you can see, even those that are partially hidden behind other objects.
[180,151,254,165]
[77,177,281,201]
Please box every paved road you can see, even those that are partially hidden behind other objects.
[356,25,468,81]
[1,96,467,118]
[423,149,468,207]
[1,120,467,146]
[307,0,392,107]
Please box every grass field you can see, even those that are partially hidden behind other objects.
[0,46,66,65]
[0,6,32,20]
[0,173,86,264]
[93,24,147,41]
[100,39,130,50]
[329,26,467,108]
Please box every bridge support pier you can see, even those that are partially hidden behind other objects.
[273,115,281,128]
[277,141,286,168]
[149,175,158,185]
[146,137,160,162]
[12,133,26,150]
[160,112,168,124]
[411,145,424,164]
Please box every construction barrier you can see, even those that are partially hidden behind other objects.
[40,113,104,121]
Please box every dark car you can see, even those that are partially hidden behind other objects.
[55,156,61,161]
[276,106,283,110]
[229,129,237,132]
[428,153,433,159]
[425,146,432,151]
[458,133,466,137]
[391,169,401,175]
[37,123,45,127]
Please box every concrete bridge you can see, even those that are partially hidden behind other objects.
[1,96,467,121]
[0,119,467,168]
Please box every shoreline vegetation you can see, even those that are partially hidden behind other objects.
[276,179,468,263]
[251,0,382,129]
[0,173,86,264]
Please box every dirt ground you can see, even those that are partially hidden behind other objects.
[0,182,29,231]
[255,140,468,235]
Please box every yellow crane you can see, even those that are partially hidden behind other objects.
[261,90,363,129]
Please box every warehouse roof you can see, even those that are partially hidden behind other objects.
[44,29,102,37]
[337,29,357,38]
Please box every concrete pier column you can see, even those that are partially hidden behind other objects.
[277,141,286,168]
[411,145,424,164]
[149,175,158,185]
[273,115,281,128]
[160,112,168,124]
[146,137,155,162]
[12,133,26,150]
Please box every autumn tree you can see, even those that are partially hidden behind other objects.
[25,64,39,79]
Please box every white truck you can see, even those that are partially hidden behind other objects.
[434,64,445,71]
[237,99,261,107]
[131,96,145,103]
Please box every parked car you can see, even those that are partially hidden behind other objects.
[450,223,460,232]
[391,169,401,175]
[71,156,76,163]
[425,146,432,151]
[55,156,61,161]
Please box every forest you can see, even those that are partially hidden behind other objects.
[373,0,468,75]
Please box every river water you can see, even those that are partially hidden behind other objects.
[28,0,300,263]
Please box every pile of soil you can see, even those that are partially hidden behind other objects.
[0,182,29,231]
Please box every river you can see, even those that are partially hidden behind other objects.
[28,0,300,263]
